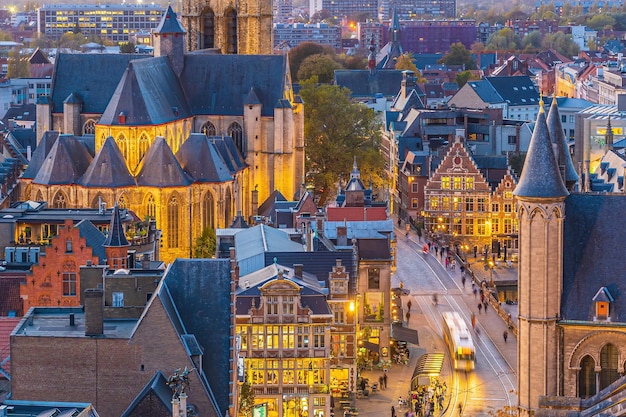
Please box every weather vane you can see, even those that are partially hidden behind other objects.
[167,366,193,399]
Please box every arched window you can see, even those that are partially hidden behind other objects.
[117,133,129,161]
[53,191,68,208]
[201,8,215,49]
[224,188,232,226]
[35,190,44,202]
[83,119,96,135]
[138,133,150,163]
[118,194,128,209]
[202,192,215,230]
[201,121,217,136]
[92,194,104,209]
[146,194,156,219]
[228,121,244,156]
[579,355,596,398]
[167,193,180,248]
[225,8,237,54]
[24,184,31,200]
[600,343,619,390]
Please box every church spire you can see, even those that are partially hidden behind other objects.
[514,99,568,199]
[546,96,579,191]
[104,203,130,247]
[606,116,614,151]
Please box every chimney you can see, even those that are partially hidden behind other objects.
[294,264,303,278]
[86,259,92,267]
[84,288,104,336]
[118,112,126,124]
[337,226,348,246]
[315,212,325,237]
[127,250,136,269]
[69,313,75,326]
[141,253,151,269]
[401,70,416,100]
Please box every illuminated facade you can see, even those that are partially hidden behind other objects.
[37,4,164,43]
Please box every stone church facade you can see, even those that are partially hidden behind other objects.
[28,7,304,262]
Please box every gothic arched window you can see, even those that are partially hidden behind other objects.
[35,190,44,202]
[83,119,96,135]
[225,8,237,54]
[53,191,68,208]
[118,194,128,209]
[201,121,217,137]
[146,194,156,219]
[117,133,129,161]
[228,121,244,157]
[138,133,150,163]
[202,192,215,230]
[579,355,596,398]
[600,343,619,390]
[224,188,232,226]
[167,193,180,248]
[201,8,215,49]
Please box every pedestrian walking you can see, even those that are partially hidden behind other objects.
[458,403,463,416]
[483,301,488,312]
[383,372,388,389]
[461,276,466,288]
[391,405,396,417]
[451,259,456,270]
[503,330,508,343]
[445,257,449,268]
[478,303,482,314]
[471,312,476,329]
[407,300,412,311]
[406,311,411,322]
[380,375,385,390]
[473,287,477,298]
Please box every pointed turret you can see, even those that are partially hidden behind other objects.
[514,99,568,199]
[153,5,186,77]
[606,116,614,151]
[104,204,130,247]
[546,97,579,191]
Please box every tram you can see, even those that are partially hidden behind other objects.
[442,311,476,371]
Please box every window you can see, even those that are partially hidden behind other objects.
[411,198,418,209]
[266,296,279,315]
[65,238,73,253]
[504,191,513,199]
[282,295,294,315]
[508,135,516,144]
[202,192,215,231]
[569,115,575,123]
[167,193,179,248]
[138,133,149,163]
[477,219,487,235]
[453,197,461,211]
[83,119,96,135]
[228,121,244,156]
[465,177,474,190]
[201,121,216,136]
[561,115,566,123]
[146,194,156,219]
[476,198,486,212]
[492,220,499,234]
[297,327,309,348]
[504,203,513,213]
[117,133,128,161]
[201,8,215,48]
[465,219,474,235]
[429,197,438,210]
[452,218,461,235]
[282,325,295,349]
[112,292,124,307]
[412,183,419,193]
[266,325,279,349]
[332,303,345,324]
[251,325,264,349]
[53,191,68,208]
[465,197,474,212]
[368,268,380,290]
[442,197,450,211]
[492,203,499,212]
[63,272,77,296]
[453,177,462,190]
[118,194,128,209]
[504,219,512,234]
[313,326,325,348]
[441,176,450,189]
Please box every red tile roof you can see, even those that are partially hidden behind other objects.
[326,207,387,221]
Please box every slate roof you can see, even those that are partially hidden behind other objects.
[74,219,106,264]
[51,53,149,114]
[334,70,406,98]
[357,238,391,260]
[21,131,58,179]
[263,251,355,288]
[486,76,539,106]
[258,189,288,218]
[29,48,50,65]
[208,136,246,173]
[33,135,93,185]
[175,133,233,182]
[0,277,23,316]
[465,80,503,104]
[161,258,233,414]
[513,104,568,199]
[120,371,172,417]
[99,57,192,125]
[154,5,185,34]
[104,204,130,247]
[136,136,192,187]
[561,193,626,321]
[1,103,36,124]
[546,98,579,186]
[79,136,136,187]
[235,224,304,261]
[180,54,287,117]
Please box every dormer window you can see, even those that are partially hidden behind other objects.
[267,296,279,315]
[282,295,295,315]
[592,287,614,322]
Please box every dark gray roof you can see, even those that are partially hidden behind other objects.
[63,92,82,104]
[546,98,579,186]
[513,106,568,199]
[74,219,106,263]
[154,5,185,34]
[162,259,233,414]
[244,87,262,105]
[79,136,136,187]
[334,70,406,98]
[473,155,509,170]
[208,136,246,173]
[103,204,130,247]
[486,76,539,106]
[99,57,191,125]
[22,131,59,179]
[561,193,626,321]
[136,136,192,187]
[175,134,233,182]
[120,371,172,417]
[264,251,355,289]
[466,80,503,104]
[33,134,93,185]
[51,53,149,114]
[357,238,391,260]
[258,189,288,218]
[180,54,288,117]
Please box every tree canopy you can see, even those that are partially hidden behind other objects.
[297,53,342,83]
[542,32,579,58]
[486,28,520,51]
[438,42,477,70]
[193,227,217,258]
[299,77,386,205]
[394,53,426,82]
[288,42,336,81]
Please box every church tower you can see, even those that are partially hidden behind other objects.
[153,6,186,77]
[181,0,272,54]
[513,99,569,415]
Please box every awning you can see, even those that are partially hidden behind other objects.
[411,353,444,388]
[391,323,419,345]
[360,340,379,352]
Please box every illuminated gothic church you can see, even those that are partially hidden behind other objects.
[26,7,304,262]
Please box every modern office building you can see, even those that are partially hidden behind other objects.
[37,4,165,43]
[274,22,341,50]
[309,0,379,22]
[379,0,456,20]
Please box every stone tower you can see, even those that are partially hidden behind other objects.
[181,0,273,55]
[153,5,186,77]
[513,100,569,415]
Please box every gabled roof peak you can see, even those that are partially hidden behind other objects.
[103,203,130,247]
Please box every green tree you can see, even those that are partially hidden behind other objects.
[586,14,616,30]
[193,227,217,258]
[299,77,386,205]
[542,32,579,57]
[297,53,342,83]
[238,380,255,417]
[119,42,136,53]
[485,28,520,51]
[394,53,426,82]
[438,42,477,70]
[7,47,30,79]
[455,70,480,88]
[521,31,542,52]
[58,32,87,51]
[0,30,12,41]
[288,42,333,81]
